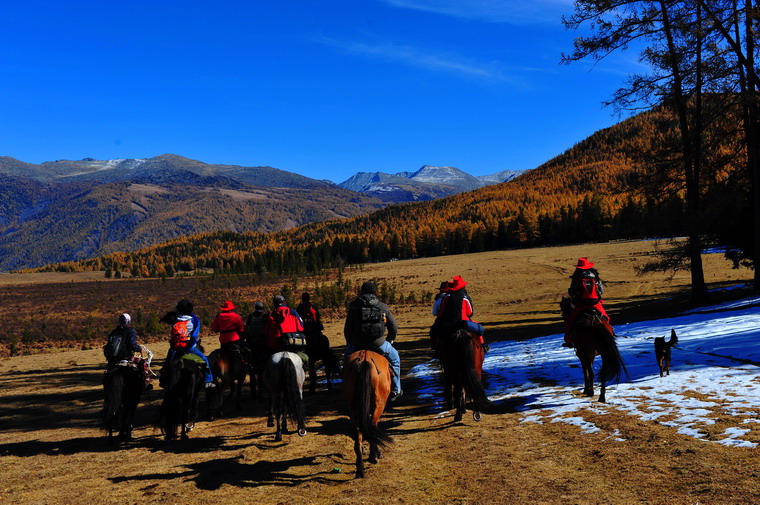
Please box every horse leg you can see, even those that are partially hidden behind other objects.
[598,379,607,403]
[580,355,594,396]
[453,383,465,423]
[274,397,286,442]
[106,420,116,446]
[308,359,317,395]
[368,439,381,464]
[267,395,275,427]
[354,430,365,479]
[235,379,243,411]
[325,362,334,391]
[442,367,453,410]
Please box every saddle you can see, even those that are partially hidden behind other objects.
[350,345,395,376]
[221,341,252,367]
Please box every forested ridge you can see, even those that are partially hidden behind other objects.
[33,106,730,279]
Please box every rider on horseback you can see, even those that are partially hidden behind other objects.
[159,300,214,388]
[104,313,153,389]
[430,275,487,352]
[211,300,251,363]
[344,281,402,400]
[105,313,143,366]
[562,258,610,348]
[296,292,324,335]
[264,295,309,367]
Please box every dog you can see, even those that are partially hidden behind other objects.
[654,329,678,377]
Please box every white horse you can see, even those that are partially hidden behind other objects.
[263,351,307,441]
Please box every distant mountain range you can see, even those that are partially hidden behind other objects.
[53,108,687,280]
[0,154,521,270]
[338,165,523,202]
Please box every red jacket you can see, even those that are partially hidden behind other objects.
[211,311,244,344]
[264,306,304,351]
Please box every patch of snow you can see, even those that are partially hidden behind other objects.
[410,295,760,448]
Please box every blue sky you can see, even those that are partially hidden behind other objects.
[0,0,642,183]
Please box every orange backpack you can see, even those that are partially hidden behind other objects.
[170,319,191,351]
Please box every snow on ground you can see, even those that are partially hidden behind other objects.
[409,291,760,448]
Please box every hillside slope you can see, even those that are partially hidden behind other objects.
[0,155,382,270]
[47,108,690,277]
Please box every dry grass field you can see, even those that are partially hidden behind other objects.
[1,240,758,504]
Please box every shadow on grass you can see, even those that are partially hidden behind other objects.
[111,454,347,489]
[0,435,114,457]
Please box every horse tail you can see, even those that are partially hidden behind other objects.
[353,359,392,447]
[458,333,492,411]
[283,356,306,429]
[597,323,628,385]
[102,369,124,427]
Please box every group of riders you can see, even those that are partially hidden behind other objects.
[103,257,609,401]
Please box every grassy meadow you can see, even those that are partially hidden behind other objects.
[0,239,757,504]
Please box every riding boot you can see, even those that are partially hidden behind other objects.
[562,332,574,348]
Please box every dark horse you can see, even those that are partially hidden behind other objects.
[561,297,627,402]
[263,351,307,442]
[207,345,248,418]
[438,329,491,422]
[102,362,144,447]
[343,349,392,478]
[156,357,204,440]
[305,331,341,394]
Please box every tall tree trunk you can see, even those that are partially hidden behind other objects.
[745,0,760,290]
[660,0,708,302]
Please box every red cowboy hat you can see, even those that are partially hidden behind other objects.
[438,281,450,292]
[575,258,595,269]
[219,300,236,311]
[448,275,468,291]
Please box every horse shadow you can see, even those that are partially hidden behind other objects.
[0,436,114,457]
[110,454,347,489]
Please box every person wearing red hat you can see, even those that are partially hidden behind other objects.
[431,275,486,350]
[211,300,245,347]
[562,258,609,347]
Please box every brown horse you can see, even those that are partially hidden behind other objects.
[343,350,393,478]
[438,329,490,422]
[207,345,249,418]
[561,297,627,402]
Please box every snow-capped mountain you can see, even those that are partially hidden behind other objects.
[339,165,524,202]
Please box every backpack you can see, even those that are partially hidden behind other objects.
[438,290,467,328]
[576,275,601,305]
[170,319,191,351]
[355,296,386,342]
[104,327,130,362]
[297,303,323,333]
[244,311,266,342]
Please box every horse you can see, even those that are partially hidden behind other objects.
[156,357,205,440]
[102,361,145,447]
[263,351,307,442]
[343,349,393,478]
[438,329,491,422]
[207,344,249,418]
[561,297,627,402]
[305,331,341,394]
